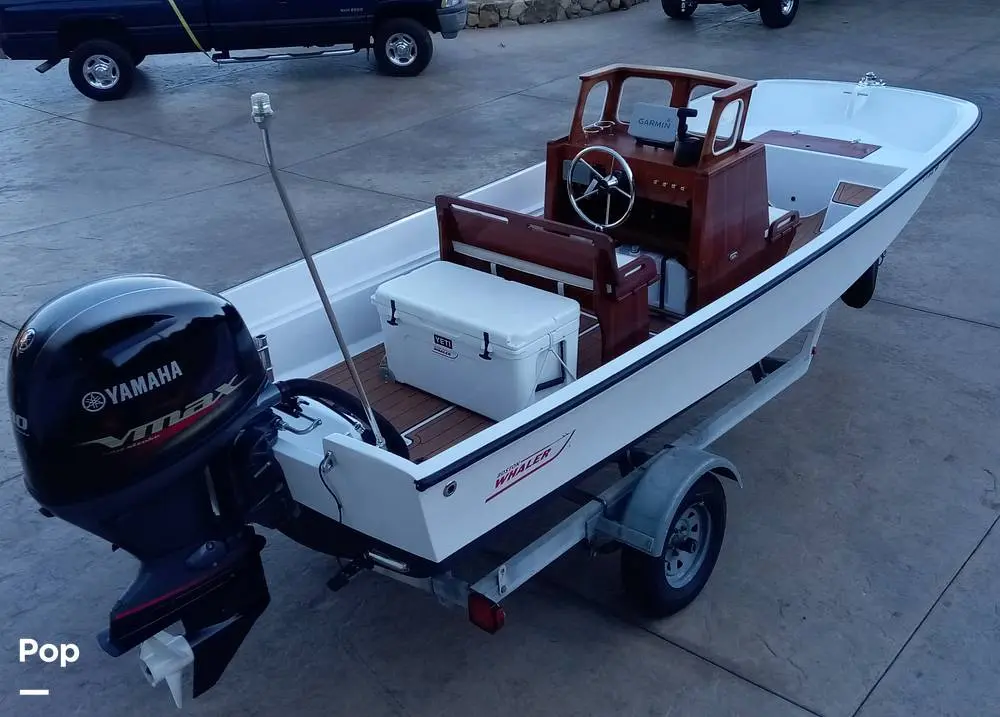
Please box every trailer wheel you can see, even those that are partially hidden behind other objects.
[662,0,697,19]
[841,252,884,309]
[621,472,726,617]
[758,0,798,28]
[68,38,135,101]
[373,17,433,77]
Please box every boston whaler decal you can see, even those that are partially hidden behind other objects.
[79,374,248,452]
[81,361,184,413]
[486,430,575,503]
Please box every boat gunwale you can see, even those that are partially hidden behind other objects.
[410,98,982,491]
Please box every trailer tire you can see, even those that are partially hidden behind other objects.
[621,472,726,617]
[662,0,697,19]
[758,0,798,28]
[68,38,135,101]
[373,17,433,77]
[841,253,883,309]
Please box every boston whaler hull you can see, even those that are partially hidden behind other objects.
[6,65,979,707]
[224,72,980,564]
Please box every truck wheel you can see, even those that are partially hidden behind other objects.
[620,472,727,618]
[662,0,697,19]
[68,39,135,101]
[373,17,433,77]
[758,0,798,28]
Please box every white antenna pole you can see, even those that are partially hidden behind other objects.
[250,92,387,451]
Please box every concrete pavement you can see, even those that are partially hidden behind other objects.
[1,0,998,715]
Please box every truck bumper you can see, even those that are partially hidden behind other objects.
[437,0,468,38]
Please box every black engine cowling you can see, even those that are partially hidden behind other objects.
[7,274,293,699]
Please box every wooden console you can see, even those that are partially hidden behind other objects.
[543,64,799,311]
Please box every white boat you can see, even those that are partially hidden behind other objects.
[6,64,979,707]
[225,66,979,562]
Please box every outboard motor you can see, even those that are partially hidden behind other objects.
[7,274,295,703]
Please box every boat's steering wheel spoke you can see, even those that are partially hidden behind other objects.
[566,145,636,231]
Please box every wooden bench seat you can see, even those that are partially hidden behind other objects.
[435,194,658,363]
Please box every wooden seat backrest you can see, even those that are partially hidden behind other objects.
[435,194,657,362]
[435,195,620,297]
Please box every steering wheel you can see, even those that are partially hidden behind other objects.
[565,145,636,231]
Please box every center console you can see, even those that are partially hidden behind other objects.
[543,64,801,314]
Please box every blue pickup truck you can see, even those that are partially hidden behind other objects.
[0,0,468,100]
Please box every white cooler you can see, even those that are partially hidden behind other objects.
[615,245,690,316]
[371,260,581,422]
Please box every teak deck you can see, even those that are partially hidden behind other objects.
[316,312,676,463]
[833,180,880,207]
[751,130,882,159]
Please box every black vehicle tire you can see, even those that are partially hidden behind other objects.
[758,0,798,28]
[373,17,433,77]
[841,255,882,309]
[662,0,697,19]
[68,38,135,101]
[621,472,727,618]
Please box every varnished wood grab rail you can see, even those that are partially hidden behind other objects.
[577,64,756,100]
[568,63,757,166]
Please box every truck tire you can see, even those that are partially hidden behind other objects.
[662,0,697,19]
[68,38,135,101]
[373,17,433,77]
[758,0,798,28]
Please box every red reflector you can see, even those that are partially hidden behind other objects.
[468,592,505,634]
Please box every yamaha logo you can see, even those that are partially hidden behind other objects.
[81,392,106,413]
[15,328,35,355]
[79,360,184,415]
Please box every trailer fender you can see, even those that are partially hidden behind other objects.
[618,445,741,557]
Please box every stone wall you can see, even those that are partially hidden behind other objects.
[466,0,649,29]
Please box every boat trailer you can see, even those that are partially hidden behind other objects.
[138,305,827,707]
